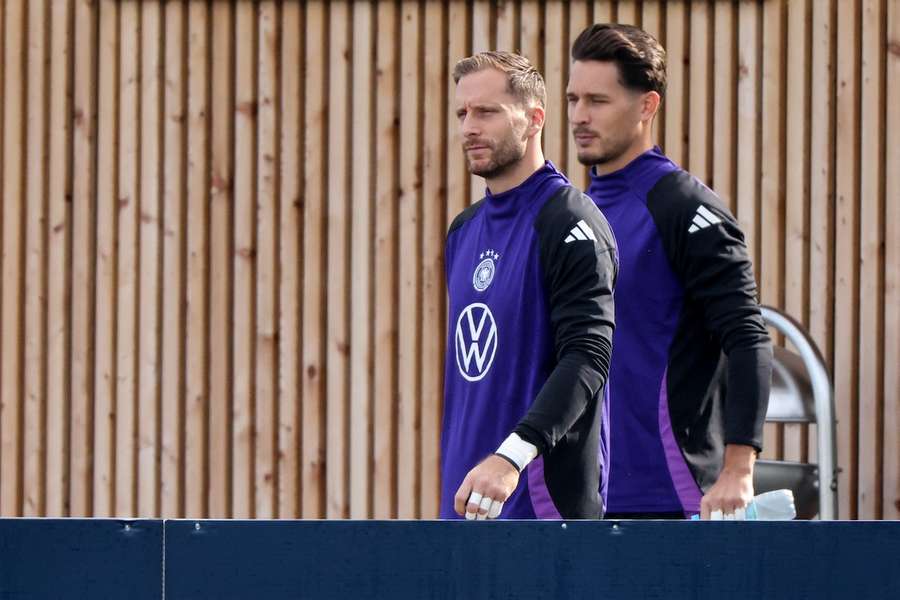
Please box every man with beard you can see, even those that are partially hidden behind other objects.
[567,24,773,520]
[441,51,618,520]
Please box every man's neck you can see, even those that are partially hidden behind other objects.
[485,151,545,195]
[593,136,654,177]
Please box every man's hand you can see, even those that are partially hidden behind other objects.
[454,454,521,520]
[700,444,756,520]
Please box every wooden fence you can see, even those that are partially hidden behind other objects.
[0,0,897,520]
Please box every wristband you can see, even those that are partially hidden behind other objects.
[494,432,538,472]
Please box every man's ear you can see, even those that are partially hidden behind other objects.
[641,91,661,122]
[527,105,546,136]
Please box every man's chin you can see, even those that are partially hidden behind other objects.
[576,151,606,166]
[468,161,504,179]
[466,157,490,174]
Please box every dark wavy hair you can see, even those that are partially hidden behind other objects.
[571,23,667,98]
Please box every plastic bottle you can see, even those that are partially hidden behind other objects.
[745,488,796,520]
[689,488,797,520]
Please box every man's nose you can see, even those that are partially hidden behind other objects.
[461,115,479,137]
[569,99,588,125]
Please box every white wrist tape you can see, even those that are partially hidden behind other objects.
[495,433,538,472]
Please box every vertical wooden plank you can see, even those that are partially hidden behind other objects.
[45,0,73,517]
[94,0,119,518]
[255,0,279,521]
[857,0,885,520]
[185,0,210,519]
[302,0,326,519]
[419,0,446,519]
[349,0,374,520]
[20,0,48,518]
[567,3,591,191]
[834,0,861,519]
[278,0,302,520]
[736,0,760,272]
[232,0,257,520]
[543,2,566,167]
[0,0,6,515]
[161,0,187,519]
[641,0,665,148]
[70,0,98,518]
[472,0,491,52]
[397,0,421,519]
[593,1,615,24]
[641,1,665,49]
[495,0,516,52]
[712,0,736,213]
[807,0,836,466]
[469,2,488,202]
[209,0,234,519]
[116,0,140,519]
[664,0,687,167]
[138,0,163,518]
[760,0,786,460]
[688,0,711,186]
[325,0,351,520]
[617,0,640,26]
[784,0,811,329]
[760,0,786,310]
[372,0,398,519]
[446,2,468,224]
[809,0,835,377]
[783,0,811,464]
[1,0,26,517]
[22,0,50,518]
[520,0,542,72]
[884,0,900,521]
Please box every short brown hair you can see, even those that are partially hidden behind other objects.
[571,24,667,98]
[452,51,546,109]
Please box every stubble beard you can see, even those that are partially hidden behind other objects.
[575,133,633,167]
[466,133,527,180]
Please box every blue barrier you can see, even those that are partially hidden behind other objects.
[164,520,900,600]
[0,519,162,600]
[3,519,899,599]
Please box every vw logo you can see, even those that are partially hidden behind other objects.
[455,303,498,382]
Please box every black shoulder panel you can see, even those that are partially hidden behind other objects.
[447,198,487,237]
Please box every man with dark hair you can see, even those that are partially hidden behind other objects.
[441,51,618,520]
[567,24,773,520]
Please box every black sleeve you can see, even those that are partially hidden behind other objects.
[648,171,772,450]
[512,186,618,454]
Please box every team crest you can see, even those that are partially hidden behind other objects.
[472,249,501,292]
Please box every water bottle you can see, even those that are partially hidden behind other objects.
[690,488,797,520]
[745,489,796,520]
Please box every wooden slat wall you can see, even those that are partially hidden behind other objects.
[0,0,897,520]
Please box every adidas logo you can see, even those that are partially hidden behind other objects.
[564,220,597,244]
[688,205,722,234]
